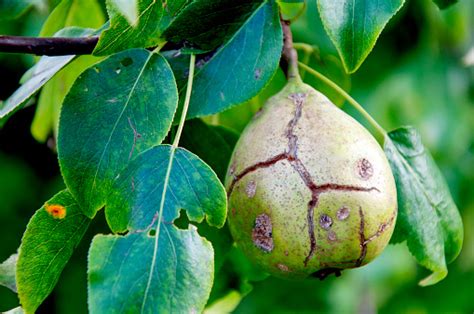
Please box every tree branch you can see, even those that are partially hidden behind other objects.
[0,35,99,56]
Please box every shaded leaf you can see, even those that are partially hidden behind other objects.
[180,119,238,181]
[88,225,214,313]
[317,0,405,73]
[0,0,42,20]
[163,0,264,51]
[93,0,164,55]
[58,49,178,218]
[39,0,104,37]
[17,190,90,313]
[167,0,282,119]
[105,145,227,232]
[0,253,18,292]
[433,0,458,9]
[384,126,463,286]
[0,27,94,123]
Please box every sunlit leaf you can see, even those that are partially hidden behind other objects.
[16,190,90,313]
[317,0,405,73]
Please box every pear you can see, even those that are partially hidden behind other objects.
[225,79,397,279]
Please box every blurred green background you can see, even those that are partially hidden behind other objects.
[0,0,473,313]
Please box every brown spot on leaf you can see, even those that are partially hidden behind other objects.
[45,204,66,219]
[337,206,350,220]
[357,158,373,180]
[252,214,274,253]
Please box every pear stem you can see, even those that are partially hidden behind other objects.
[298,62,387,138]
[281,18,302,82]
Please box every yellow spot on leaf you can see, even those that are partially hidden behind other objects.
[45,204,67,219]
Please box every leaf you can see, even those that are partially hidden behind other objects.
[180,119,238,181]
[0,253,18,292]
[88,225,214,313]
[93,0,164,56]
[166,0,282,119]
[384,126,463,286]
[16,190,90,313]
[317,0,405,73]
[105,145,227,232]
[108,0,138,25]
[163,0,264,51]
[31,55,103,142]
[4,307,24,314]
[58,49,178,218]
[433,0,458,9]
[0,0,41,20]
[39,0,104,37]
[0,27,95,123]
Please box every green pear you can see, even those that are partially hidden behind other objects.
[225,78,397,279]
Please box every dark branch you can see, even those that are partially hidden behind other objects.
[0,35,99,56]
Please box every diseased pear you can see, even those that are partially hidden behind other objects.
[225,79,397,279]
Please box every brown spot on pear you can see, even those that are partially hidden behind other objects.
[225,79,397,279]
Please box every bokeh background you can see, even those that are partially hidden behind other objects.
[0,0,473,313]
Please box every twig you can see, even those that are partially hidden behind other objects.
[280,18,300,80]
[0,35,99,56]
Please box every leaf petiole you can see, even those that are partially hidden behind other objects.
[298,61,387,139]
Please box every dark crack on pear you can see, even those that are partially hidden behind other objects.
[228,90,382,268]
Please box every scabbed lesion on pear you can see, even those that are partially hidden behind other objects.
[225,79,397,279]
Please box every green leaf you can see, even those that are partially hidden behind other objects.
[0,27,94,123]
[317,0,405,73]
[0,253,18,292]
[433,0,458,9]
[108,0,138,25]
[105,145,227,232]
[93,0,164,56]
[166,0,282,119]
[0,0,42,20]
[17,190,90,313]
[180,119,238,181]
[88,225,214,313]
[163,0,264,51]
[31,55,103,142]
[39,0,104,37]
[58,49,178,218]
[384,126,463,286]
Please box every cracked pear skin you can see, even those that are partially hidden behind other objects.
[225,79,397,279]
